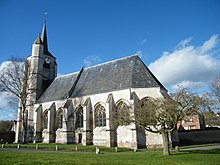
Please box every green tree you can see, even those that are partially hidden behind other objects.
[116,87,197,155]
[135,97,177,155]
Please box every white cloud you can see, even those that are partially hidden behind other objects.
[139,38,147,45]
[83,55,102,67]
[0,114,11,121]
[200,34,218,54]
[0,61,19,109]
[0,110,17,121]
[176,37,192,49]
[0,92,17,121]
[172,81,206,91]
[149,34,220,91]
[0,92,18,109]
[0,61,11,73]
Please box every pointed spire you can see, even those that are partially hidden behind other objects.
[38,16,55,58]
[41,22,49,54]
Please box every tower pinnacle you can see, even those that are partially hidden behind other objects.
[33,33,43,44]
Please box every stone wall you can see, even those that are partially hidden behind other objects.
[178,128,220,146]
[145,131,163,147]
[32,87,167,148]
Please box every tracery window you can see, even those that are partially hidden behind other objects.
[95,104,106,127]
[57,109,63,129]
[116,101,130,125]
[76,107,83,129]
[43,111,48,129]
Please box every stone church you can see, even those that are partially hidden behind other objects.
[15,23,172,148]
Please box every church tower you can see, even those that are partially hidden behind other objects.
[27,22,57,103]
[15,22,57,143]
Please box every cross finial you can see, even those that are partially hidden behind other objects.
[44,11,48,23]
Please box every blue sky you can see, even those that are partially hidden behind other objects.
[0,0,220,120]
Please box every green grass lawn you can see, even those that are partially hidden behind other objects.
[0,148,220,165]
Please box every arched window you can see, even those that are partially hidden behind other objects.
[57,109,63,129]
[76,107,83,129]
[43,111,48,129]
[95,104,106,127]
[116,101,130,125]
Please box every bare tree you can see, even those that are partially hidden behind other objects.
[210,74,220,101]
[198,92,220,126]
[0,120,13,131]
[209,74,220,117]
[0,56,28,143]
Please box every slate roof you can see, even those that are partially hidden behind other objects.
[37,73,79,103]
[37,55,167,103]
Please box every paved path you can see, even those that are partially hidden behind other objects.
[0,148,134,154]
[1,145,220,153]
[180,145,220,151]
[0,148,96,154]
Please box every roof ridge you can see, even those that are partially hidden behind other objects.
[57,71,79,78]
[57,54,139,78]
[67,67,84,97]
[84,54,139,70]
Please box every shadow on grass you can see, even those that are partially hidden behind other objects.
[177,148,220,155]
[187,149,220,154]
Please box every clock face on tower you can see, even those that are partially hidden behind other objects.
[45,57,51,64]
